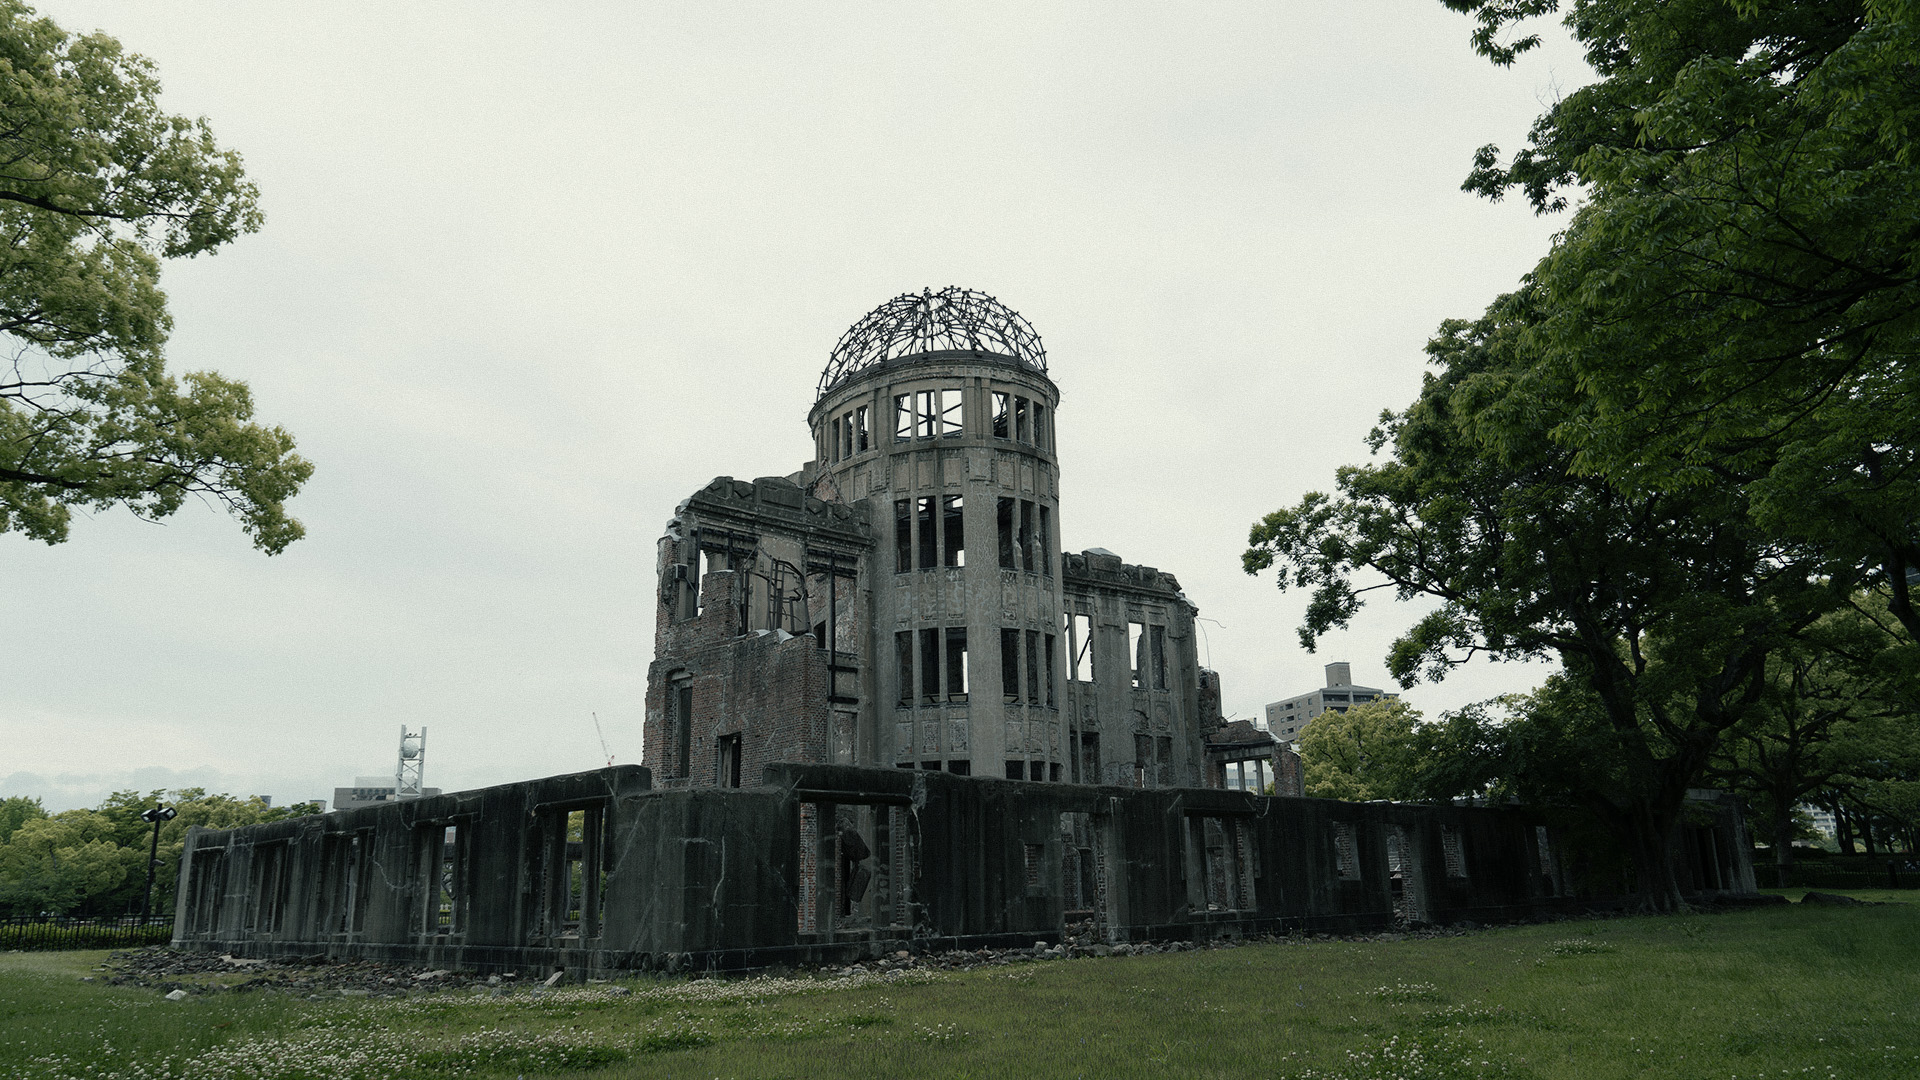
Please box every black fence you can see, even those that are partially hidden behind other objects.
[0,916,175,951]
[1768,860,1920,890]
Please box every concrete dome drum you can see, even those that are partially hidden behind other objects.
[817,286,1047,398]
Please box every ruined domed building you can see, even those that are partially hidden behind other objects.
[645,288,1209,792]
[164,289,1759,977]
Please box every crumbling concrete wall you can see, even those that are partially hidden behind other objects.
[172,764,1760,976]
[644,476,873,788]
[1061,551,1206,788]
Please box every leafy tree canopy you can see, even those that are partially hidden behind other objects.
[1245,286,1835,909]
[0,0,309,552]
[1298,700,1427,802]
[1444,0,1920,638]
[0,788,318,916]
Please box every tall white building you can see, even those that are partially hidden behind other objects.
[1263,662,1397,746]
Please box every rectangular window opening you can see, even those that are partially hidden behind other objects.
[945,627,968,701]
[1151,625,1168,690]
[915,389,937,439]
[940,388,964,436]
[1038,506,1052,577]
[1006,759,1025,780]
[1128,621,1146,689]
[916,496,937,569]
[672,679,693,780]
[1025,630,1041,705]
[894,394,912,440]
[1001,628,1021,704]
[1033,404,1048,449]
[1014,397,1029,442]
[896,631,914,707]
[1029,760,1046,782]
[992,392,1010,438]
[1070,613,1093,682]
[894,499,912,573]
[1018,500,1035,573]
[996,497,1016,569]
[920,627,941,706]
[942,495,965,566]
[831,417,842,463]
[948,759,971,776]
[717,733,742,788]
[855,405,870,452]
[1044,633,1057,708]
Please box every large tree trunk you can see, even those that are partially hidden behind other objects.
[1620,798,1689,912]
[1772,812,1796,889]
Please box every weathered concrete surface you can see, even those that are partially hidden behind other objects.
[173,763,1758,976]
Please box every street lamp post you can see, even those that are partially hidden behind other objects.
[139,805,178,923]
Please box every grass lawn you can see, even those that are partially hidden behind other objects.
[3,894,1916,1079]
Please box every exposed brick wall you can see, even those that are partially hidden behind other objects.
[645,569,833,788]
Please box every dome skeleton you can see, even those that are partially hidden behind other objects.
[817,286,1048,398]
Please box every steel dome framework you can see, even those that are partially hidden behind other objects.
[818,287,1047,398]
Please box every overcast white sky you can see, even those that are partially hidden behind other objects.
[5,2,1585,811]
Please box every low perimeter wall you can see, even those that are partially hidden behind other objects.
[171,764,1756,976]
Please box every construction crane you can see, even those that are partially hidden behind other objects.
[587,707,610,764]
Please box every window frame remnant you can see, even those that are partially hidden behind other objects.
[896,631,914,707]
[671,674,694,780]
[996,497,1016,569]
[945,627,968,701]
[939,389,963,436]
[920,627,941,706]
[894,499,912,573]
[894,394,912,441]
[916,496,937,569]
[1025,629,1041,704]
[1044,632,1057,708]
[1069,612,1094,682]
[942,494,964,566]
[1001,628,1021,703]
[717,732,743,788]
[1017,499,1035,573]
[1038,505,1051,576]
[992,391,1010,438]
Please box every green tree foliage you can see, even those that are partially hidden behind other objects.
[1244,288,1835,910]
[1298,700,1427,802]
[0,0,310,552]
[1442,0,1920,640]
[0,794,44,843]
[0,788,319,916]
[1704,600,1918,881]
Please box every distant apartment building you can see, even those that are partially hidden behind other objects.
[1263,662,1398,745]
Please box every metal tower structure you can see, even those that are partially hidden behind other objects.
[396,726,426,799]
